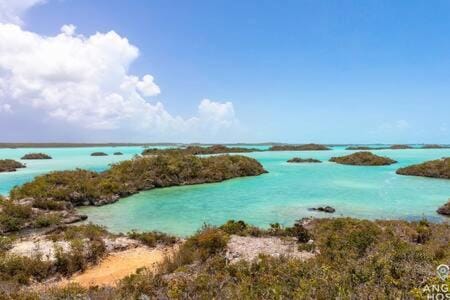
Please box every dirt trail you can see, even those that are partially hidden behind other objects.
[64,246,173,287]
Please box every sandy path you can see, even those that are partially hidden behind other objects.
[65,246,172,287]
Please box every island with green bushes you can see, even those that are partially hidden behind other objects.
[330,151,397,166]
[287,157,321,163]
[396,157,449,179]
[269,143,330,151]
[0,159,26,172]
[21,153,52,159]
[142,144,261,156]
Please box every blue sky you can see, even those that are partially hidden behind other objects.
[0,0,449,143]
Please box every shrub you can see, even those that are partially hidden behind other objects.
[127,230,177,247]
[32,199,66,210]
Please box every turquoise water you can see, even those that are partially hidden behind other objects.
[1,146,449,236]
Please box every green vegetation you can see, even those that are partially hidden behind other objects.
[0,159,25,172]
[142,144,261,156]
[11,218,449,299]
[287,157,321,163]
[396,157,450,179]
[0,200,62,233]
[10,154,267,207]
[330,151,397,166]
[269,143,331,151]
[127,230,178,247]
[20,153,52,159]
[113,152,123,155]
[90,152,108,156]
[0,224,109,287]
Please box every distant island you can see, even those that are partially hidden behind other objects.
[396,157,449,179]
[287,157,321,163]
[346,144,412,150]
[91,152,108,156]
[421,144,449,149]
[330,151,397,166]
[142,145,261,155]
[21,153,52,159]
[269,144,330,151]
[0,159,26,172]
[113,152,123,155]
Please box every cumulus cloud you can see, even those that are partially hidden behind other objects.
[0,23,238,140]
[0,0,45,25]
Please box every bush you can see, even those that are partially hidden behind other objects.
[32,199,66,210]
[127,230,177,247]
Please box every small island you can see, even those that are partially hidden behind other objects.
[142,145,261,156]
[113,152,123,155]
[0,159,26,172]
[287,157,321,163]
[421,144,448,149]
[389,144,412,149]
[91,152,108,156]
[345,144,412,150]
[396,157,449,179]
[329,151,397,166]
[269,144,330,151]
[21,153,52,159]
[437,200,450,216]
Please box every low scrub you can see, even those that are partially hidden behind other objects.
[16,218,449,299]
[127,230,178,247]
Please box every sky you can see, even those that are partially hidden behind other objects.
[0,0,449,144]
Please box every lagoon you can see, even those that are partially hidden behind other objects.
[1,146,449,236]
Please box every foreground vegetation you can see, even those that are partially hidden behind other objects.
[4,218,449,299]
[396,157,450,179]
[142,145,261,156]
[0,159,25,172]
[269,143,330,151]
[10,154,267,207]
[330,151,397,166]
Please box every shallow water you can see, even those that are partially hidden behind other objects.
[1,146,449,236]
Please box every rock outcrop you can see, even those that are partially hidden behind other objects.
[437,200,450,216]
[309,206,336,213]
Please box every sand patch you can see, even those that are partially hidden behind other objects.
[64,246,173,287]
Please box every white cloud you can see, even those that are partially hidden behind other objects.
[0,0,45,25]
[0,23,238,140]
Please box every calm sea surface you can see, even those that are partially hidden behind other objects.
[1,145,449,236]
